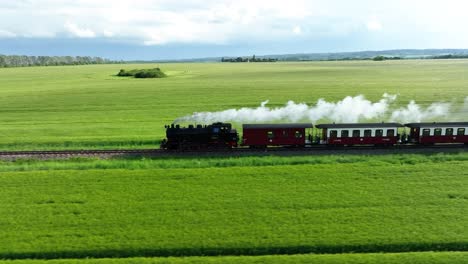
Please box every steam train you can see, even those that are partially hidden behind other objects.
[160,122,468,150]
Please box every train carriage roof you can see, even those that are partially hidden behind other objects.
[316,123,404,129]
[243,123,313,129]
[405,122,468,128]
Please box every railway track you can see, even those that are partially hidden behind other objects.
[0,149,158,160]
[0,144,466,160]
[0,149,156,156]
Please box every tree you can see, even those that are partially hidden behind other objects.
[0,55,6,67]
[373,55,386,61]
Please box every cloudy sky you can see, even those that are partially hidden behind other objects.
[1,0,468,60]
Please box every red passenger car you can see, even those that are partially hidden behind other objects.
[316,123,404,146]
[242,123,313,147]
[405,122,468,144]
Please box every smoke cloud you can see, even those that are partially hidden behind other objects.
[174,94,466,124]
[389,101,451,124]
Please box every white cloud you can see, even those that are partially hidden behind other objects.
[0,0,315,44]
[103,30,114,37]
[0,0,468,47]
[0,29,16,38]
[293,26,302,35]
[64,22,96,38]
[366,18,382,31]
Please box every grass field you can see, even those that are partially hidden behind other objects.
[0,60,467,150]
[1,252,468,264]
[0,61,467,262]
[1,152,467,172]
[0,153,467,262]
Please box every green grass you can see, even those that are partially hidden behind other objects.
[0,155,467,259]
[1,61,467,262]
[1,252,468,263]
[0,60,468,150]
[1,152,467,172]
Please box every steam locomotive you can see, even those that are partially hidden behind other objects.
[161,122,238,150]
[161,122,468,150]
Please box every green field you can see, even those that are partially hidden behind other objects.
[0,60,467,150]
[0,61,467,263]
[1,252,468,264]
[0,153,467,262]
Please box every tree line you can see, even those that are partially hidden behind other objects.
[372,56,402,61]
[221,55,278,63]
[432,54,468,59]
[0,55,117,68]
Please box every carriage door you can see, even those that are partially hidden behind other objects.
[410,128,420,142]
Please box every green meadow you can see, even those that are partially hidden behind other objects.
[0,61,467,263]
[2,252,468,264]
[0,60,467,150]
[0,153,467,262]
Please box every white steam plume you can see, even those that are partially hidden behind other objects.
[389,101,451,123]
[174,94,461,124]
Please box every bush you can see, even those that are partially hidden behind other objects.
[117,69,133,76]
[117,68,166,78]
[373,56,385,61]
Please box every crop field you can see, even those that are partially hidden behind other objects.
[0,60,467,150]
[2,252,468,264]
[0,153,467,263]
[0,60,467,263]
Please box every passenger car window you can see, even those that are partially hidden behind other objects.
[434,128,442,136]
[446,128,453,136]
[457,128,465,136]
[352,130,360,137]
[341,130,349,138]
[387,129,395,137]
[294,131,302,138]
[422,129,431,136]
[330,130,338,138]
[375,129,383,137]
[267,131,274,139]
[364,130,372,137]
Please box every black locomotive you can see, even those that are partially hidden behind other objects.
[161,122,238,150]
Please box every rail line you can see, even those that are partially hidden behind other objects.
[0,144,466,160]
[0,149,156,156]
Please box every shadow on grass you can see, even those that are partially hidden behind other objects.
[2,242,468,260]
